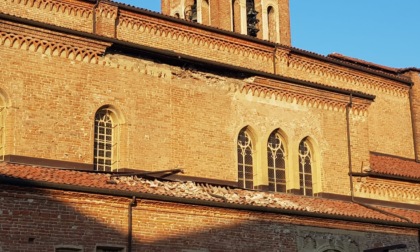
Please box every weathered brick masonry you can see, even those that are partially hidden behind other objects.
[0,0,419,251]
[1,185,417,252]
[0,164,419,251]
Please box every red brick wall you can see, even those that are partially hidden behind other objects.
[0,0,417,201]
[0,185,418,251]
[405,71,420,161]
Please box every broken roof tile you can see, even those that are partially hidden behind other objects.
[0,163,418,224]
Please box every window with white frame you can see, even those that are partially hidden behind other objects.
[267,131,286,192]
[237,128,254,189]
[94,107,118,171]
[298,138,313,196]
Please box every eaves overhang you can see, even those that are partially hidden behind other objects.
[350,172,420,184]
[1,175,419,229]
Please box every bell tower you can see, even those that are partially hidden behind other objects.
[161,0,291,46]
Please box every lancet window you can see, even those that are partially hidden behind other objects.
[298,139,313,196]
[246,0,259,36]
[94,108,116,171]
[267,6,276,42]
[237,128,254,189]
[267,131,286,192]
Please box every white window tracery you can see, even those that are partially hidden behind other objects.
[298,139,313,196]
[267,131,286,192]
[94,109,115,171]
[237,128,254,189]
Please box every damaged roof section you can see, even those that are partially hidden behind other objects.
[0,163,419,226]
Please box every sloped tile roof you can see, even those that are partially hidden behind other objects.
[0,162,419,225]
[370,152,420,179]
[328,53,420,75]
[328,53,400,74]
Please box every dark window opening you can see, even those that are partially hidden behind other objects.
[246,0,259,36]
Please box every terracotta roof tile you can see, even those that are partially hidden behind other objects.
[328,53,400,73]
[370,152,420,179]
[0,163,419,224]
[329,53,420,74]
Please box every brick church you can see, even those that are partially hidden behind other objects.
[0,0,419,251]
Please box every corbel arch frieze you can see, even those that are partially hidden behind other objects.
[287,55,409,97]
[118,13,273,64]
[354,180,420,203]
[95,2,118,19]
[241,78,372,115]
[0,21,110,64]
[5,0,93,18]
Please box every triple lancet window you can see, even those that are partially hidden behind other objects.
[237,128,315,195]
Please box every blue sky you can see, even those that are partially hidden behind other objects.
[119,1,419,68]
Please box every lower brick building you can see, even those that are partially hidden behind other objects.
[0,0,419,251]
[1,163,419,251]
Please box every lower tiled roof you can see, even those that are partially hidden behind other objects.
[0,162,419,225]
[370,152,420,179]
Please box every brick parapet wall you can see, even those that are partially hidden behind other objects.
[0,0,410,94]
[0,184,418,251]
[0,0,93,33]
[116,10,275,74]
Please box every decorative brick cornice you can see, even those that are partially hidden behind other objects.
[96,2,118,19]
[241,77,372,115]
[118,11,273,68]
[287,55,410,97]
[354,178,420,205]
[0,20,110,63]
[4,0,93,18]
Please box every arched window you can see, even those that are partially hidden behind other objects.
[267,131,286,192]
[232,0,241,33]
[246,0,259,37]
[237,127,254,189]
[184,0,197,22]
[94,107,119,171]
[267,6,276,42]
[298,138,313,196]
